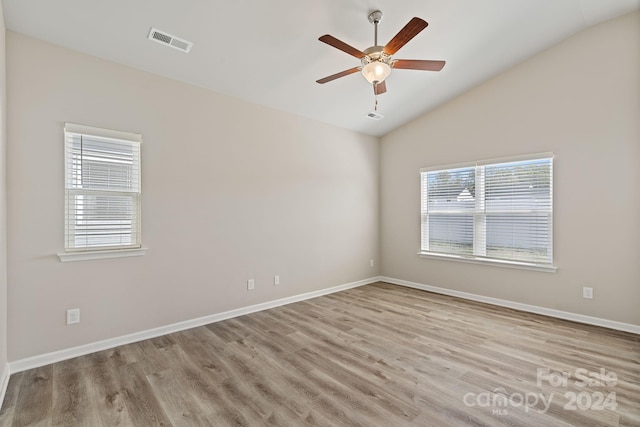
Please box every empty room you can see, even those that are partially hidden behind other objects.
[0,0,638,426]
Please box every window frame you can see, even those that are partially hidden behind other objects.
[419,153,556,272]
[58,123,146,262]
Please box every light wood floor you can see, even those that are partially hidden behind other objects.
[0,282,638,426]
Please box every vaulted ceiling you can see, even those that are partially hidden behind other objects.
[3,0,639,136]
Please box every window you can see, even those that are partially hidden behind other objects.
[420,153,554,270]
[62,123,142,259]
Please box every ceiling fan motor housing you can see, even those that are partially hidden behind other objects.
[362,46,391,64]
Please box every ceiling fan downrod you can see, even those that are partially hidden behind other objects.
[368,10,383,46]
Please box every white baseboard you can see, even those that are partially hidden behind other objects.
[381,276,640,335]
[9,276,381,374]
[0,363,9,408]
[10,274,635,383]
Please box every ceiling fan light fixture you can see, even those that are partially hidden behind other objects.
[361,61,391,84]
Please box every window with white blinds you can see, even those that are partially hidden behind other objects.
[420,154,553,268]
[64,123,142,252]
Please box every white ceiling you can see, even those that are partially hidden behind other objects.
[3,0,639,136]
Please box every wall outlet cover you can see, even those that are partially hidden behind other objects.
[66,308,80,325]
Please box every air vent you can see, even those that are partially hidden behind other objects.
[148,28,193,53]
[367,111,384,120]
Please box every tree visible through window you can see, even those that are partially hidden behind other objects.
[420,155,553,266]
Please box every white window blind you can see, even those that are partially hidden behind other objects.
[64,123,142,251]
[420,154,553,267]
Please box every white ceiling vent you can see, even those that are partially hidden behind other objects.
[148,28,193,53]
[366,111,384,120]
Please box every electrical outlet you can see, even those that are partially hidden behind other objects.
[370,259,375,268]
[247,279,255,291]
[274,275,280,286]
[583,287,593,300]
[66,308,80,325]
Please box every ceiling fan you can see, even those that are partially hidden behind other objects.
[316,11,445,98]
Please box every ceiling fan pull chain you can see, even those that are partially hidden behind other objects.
[374,93,379,111]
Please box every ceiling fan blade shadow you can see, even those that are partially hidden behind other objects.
[393,59,445,71]
[383,17,428,55]
[319,35,366,59]
[374,81,387,95]
[316,67,361,84]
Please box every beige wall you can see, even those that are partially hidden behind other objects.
[6,32,379,361]
[4,11,639,363]
[381,12,640,325]
[0,3,8,373]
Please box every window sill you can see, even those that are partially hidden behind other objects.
[417,251,557,273]
[58,247,147,263]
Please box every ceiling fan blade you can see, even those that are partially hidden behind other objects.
[392,59,445,71]
[319,35,366,59]
[383,17,428,55]
[374,81,387,95]
[316,67,361,84]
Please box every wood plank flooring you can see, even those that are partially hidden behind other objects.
[0,282,638,426]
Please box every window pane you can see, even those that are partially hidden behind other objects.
[486,213,552,263]
[485,158,552,264]
[426,168,476,211]
[427,213,474,255]
[485,159,551,211]
[67,193,140,249]
[422,166,476,255]
[66,134,140,192]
